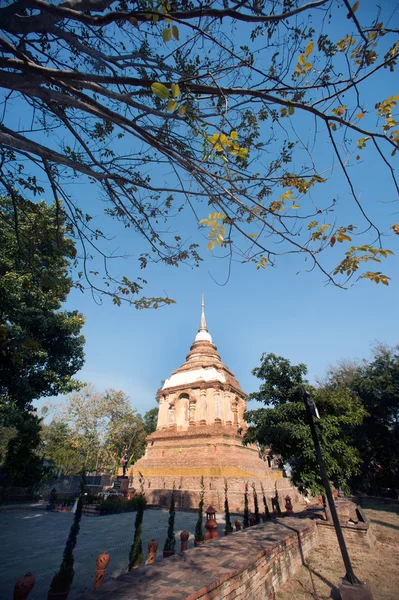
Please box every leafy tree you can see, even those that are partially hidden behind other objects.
[224,479,233,535]
[3,410,48,487]
[194,476,205,543]
[326,344,399,492]
[41,420,83,476]
[48,386,147,473]
[0,196,85,412]
[0,195,85,485]
[143,407,159,436]
[1,2,398,305]
[245,353,366,497]
[101,389,147,467]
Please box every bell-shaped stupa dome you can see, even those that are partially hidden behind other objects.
[161,295,243,395]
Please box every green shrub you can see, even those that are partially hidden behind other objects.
[224,479,233,534]
[129,494,146,569]
[100,496,141,515]
[82,493,99,504]
[48,479,85,594]
[163,485,176,554]
[194,476,205,542]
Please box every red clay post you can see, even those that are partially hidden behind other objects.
[93,552,110,590]
[13,573,35,600]
[204,505,219,541]
[147,539,159,564]
[180,530,189,551]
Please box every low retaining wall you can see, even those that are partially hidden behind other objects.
[81,517,317,600]
[316,516,374,551]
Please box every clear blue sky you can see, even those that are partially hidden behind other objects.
[62,233,399,417]
[60,1,399,415]
[4,1,398,416]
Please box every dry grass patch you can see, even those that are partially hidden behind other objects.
[277,505,399,600]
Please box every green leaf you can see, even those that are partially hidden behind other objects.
[151,82,170,100]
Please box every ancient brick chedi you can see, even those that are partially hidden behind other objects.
[132,297,296,511]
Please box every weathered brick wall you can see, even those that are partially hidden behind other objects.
[81,517,318,600]
[316,519,375,551]
[144,479,301,513]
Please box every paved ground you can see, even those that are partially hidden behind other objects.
[0,506,238,600]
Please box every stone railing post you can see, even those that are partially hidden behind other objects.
[180,531,189,551]
[147,539,159,564]
[93,552,110,590]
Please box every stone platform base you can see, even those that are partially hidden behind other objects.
[132,473,300,513]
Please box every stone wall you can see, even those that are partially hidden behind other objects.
[131,425,298,512]
[81,517,318,600]
[316,518,375,551]
[143,478,300,513]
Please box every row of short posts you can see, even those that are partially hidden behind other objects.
[13,526,200,598]
[14,498,294,598]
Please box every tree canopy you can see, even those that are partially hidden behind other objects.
[325,344,399,492]
[42,386,148,474]
[0,194,85,485]
[143,406,159,435]
[245,353,366,496]
[1,0,398,305]
[0,195,85,412]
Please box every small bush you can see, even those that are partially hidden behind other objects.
[82,493,99,504]
[55,494,74,506]
[100,496,141,515]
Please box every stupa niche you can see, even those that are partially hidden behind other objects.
[132,297,297,512]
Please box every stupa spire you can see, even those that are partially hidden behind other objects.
[195,294,212,343]
[199,293,207,331]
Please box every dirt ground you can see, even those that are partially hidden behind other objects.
[277,502,399,600]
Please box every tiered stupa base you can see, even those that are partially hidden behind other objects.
[131,425,298,512]
[128,297,299,512]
